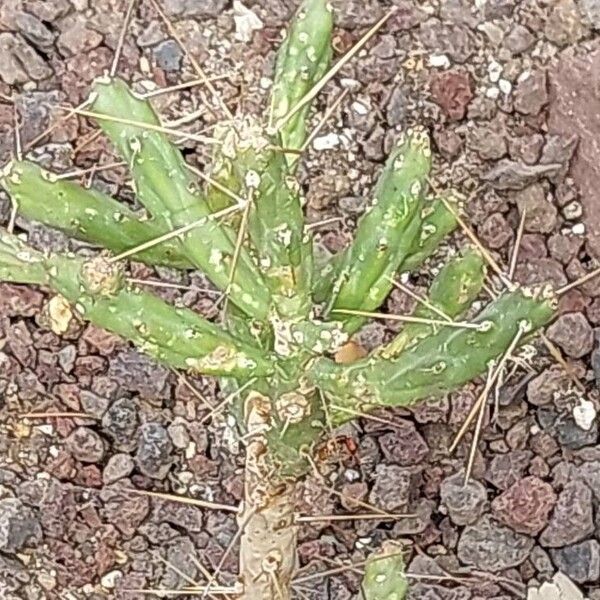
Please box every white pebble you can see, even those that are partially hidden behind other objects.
[573,398,596,431]
[313,132,341,151]
[485,87,500,99]
[233,1,263,43]
[572,223,586,235]
[498,78,512,95]
[351,101,369,115]
[429,54,450,68]
[101,571,122,589]
[488,59,503,83]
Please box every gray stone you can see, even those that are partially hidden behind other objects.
[545,0,587,46]
[167,419,191,450]
[0,498,42,553]
[109,350,170,399]
[56,14,103,57]
[369,464,416,512]
[103,453,135,484]
[440,473,487,526]
[14,11,55,49]
[386,84,407,125]
[458,514,534,571]
[152,39,183,72]
[546,313,594,358]
[160,536,199,589]
[485,450,533,490]
[162,0,227,17]
[135,422,174,480]
[339,196,365,215]
[504,24,535,54]
[80,390,110,418]
[540,479,594,547]
[0,33,52,84]
[551,540,600,583]
[101,397,139,452]
[66,427,106,463]
[57,345,77,374]
[514,71,549,116]
[513,184,558,234]
[578,0,600,28]
[469,127,507,160]
[576,461,600,500]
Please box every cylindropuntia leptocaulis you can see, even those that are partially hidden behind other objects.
[0,1,561,598]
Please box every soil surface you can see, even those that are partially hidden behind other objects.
[1,0,600,599]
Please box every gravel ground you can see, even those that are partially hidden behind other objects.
[1,0,600,598]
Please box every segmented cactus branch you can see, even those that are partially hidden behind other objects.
[90,78,271,320]
[270,0,333,157]
[313,193,459,304]
[0,230,272,378]
[381,249,486,357]
[311,286,556,421]
[326,128,432,333]
[0,160,190,269]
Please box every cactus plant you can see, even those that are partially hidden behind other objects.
[0,1,560,598]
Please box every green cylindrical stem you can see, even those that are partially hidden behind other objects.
[312,193,458,305]
[0,231,48,285]
[245,140,312,317]
[360,542,408,600]
[271,0,333,157]
[1,160,189,269]
[327,129,432,333]
[0,231,272,378]
[401,194,459,272]
[90,78,270,320]
[207,119,313,318]
[312,287,555,416]
[382,249,485,357]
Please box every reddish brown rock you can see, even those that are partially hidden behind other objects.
[514,257,567,289]
[546,312,594,358]
[491,476,557,535]
[549,40,600,260]
[557,289,590,315]
[81,325,122,355]
[514,70,548,115]
[478,213,514,249]
[0,284,44,317]
[379,420,429,465]
[430,70,473,120]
